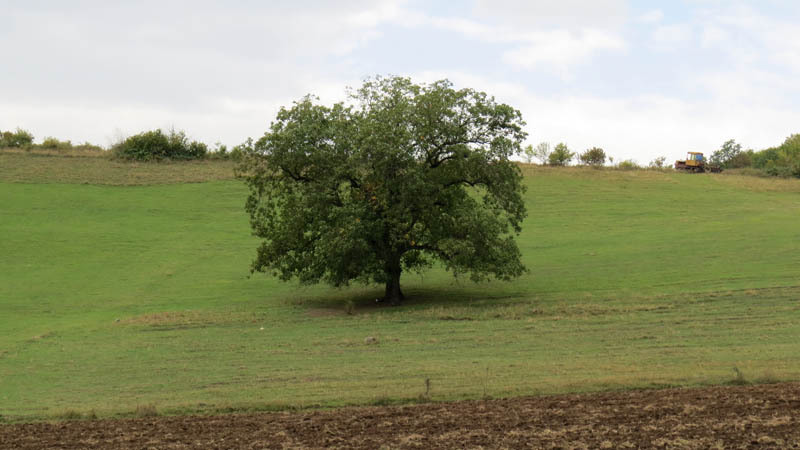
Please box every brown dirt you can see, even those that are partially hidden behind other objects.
[3,383,800,449]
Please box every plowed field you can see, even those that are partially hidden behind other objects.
[3,383,799,449]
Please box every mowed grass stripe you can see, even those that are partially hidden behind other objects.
[1,162,799,421]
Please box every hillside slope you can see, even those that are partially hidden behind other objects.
[1,163,799,420]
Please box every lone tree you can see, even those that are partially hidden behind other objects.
[239,76,528,304]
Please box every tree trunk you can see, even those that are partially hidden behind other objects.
[383,260,404,305]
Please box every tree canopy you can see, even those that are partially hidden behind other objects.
[239,76,528,304]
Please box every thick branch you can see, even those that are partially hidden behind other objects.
[280,165,313,183]
[442,177,486,188]
[427,137,488,168]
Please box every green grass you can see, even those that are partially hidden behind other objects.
[1,158,800,422]
[0,151,236,185]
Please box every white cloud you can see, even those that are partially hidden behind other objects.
[757,23,800,73]
[501,29,626,76]
[472,0,628,30]
[3,1,800,162]
[1,1,403,101]
[392,10,627,77]
[700,25,729,47]
[410,71,800,164]
[650,24,693,49]
[346,1,406,28]
[638,10,664,24]
[694,67,799,108]
[426,16,496,39]
[524,94,800,163]
[695,3,800,73]
[0,1,402,146]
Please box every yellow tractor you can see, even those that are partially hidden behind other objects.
[674,152,721,173]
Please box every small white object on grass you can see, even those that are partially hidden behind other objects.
[364,336,378,345]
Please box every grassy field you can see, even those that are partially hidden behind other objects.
[0,151,236,185]
[1,154,799,422]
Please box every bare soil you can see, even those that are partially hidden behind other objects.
[2,383,799,449]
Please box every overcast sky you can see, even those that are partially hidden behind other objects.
[3,0,800,163]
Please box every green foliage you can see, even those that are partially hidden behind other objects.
[0,128,34,148]
[522,144,535,163]
[112,129,208,161]
[752,134,800,177]
[39,137,73,150]
[548,142,574,166]
[14,134,103,153]
[0,129,104,153]
[186,140,208,159]
[764,164,796,178]
[780,133,800,155]
[229,138,252,162]
[752,147,780,169]
[616,159,641,170]
[240,76,528,303]
[206,142,231,161]
[710,139,742,168]
[726,150,753,169]
[74,142,105,153]
[578,147,606,166]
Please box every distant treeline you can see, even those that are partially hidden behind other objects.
[522,142,670,170]
[0,127,246,161]
[708,136,800,178]
[4,126,800,177]
[522,135,800,179]
[1,127,103,152]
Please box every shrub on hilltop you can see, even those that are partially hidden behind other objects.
[40,137,74,151]
[616,159,641,170]
[579,147,606,166]
[754,134,800,178]
[0,128,34,148]
[710,139,745,169]
[548,143,574,166]
[714,135,800,178]
[725,150,754,169]
[112,129,208,161]
[38,138,105,153]
[648,156,667,169]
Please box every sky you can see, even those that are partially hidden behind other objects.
[2,0,800,163]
